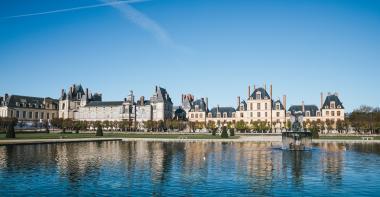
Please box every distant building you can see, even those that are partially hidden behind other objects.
[59,84,173,123]
[0,94,58,123]
[188,84,345,131]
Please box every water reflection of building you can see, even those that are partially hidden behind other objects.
[318,142,344,187]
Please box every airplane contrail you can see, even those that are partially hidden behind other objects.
[1,0,149,19]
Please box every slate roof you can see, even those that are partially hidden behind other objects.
[190,99,208,112]
[272,100,285,110]
[288,105,319,116]
[136,100,151,106]
[85,101,123,107]
[154,86,173,104]
[251,88,270,99]
[209,107,236,118]
[322,95,344,109]
[0,95,58,109]
[237,100,247,111]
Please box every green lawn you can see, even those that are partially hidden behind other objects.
[0,132,239,140]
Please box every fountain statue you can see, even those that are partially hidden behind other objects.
[282,112,312,151]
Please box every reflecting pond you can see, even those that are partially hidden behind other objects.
[1,141,380,196]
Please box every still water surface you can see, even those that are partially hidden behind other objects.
[0,141,379,196]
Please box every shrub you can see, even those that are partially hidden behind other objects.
[221,126,228,138]
[212,128,216,136]
[96,123,103,136]
[6,119,17,138]
[230,128,235,137]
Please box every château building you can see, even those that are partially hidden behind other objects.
[59,84,173,123]
[188,84,345,131]
[0,94,59,123]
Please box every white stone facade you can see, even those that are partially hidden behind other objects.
[58,84,173,123]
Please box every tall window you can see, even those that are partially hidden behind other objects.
[276,112,280,117]
[250,112,253,117]
[62,103,65,110]
[16,111,19,118]
[265,112,267,117]
[276,104,280,110]
[326,111,330,116]
[337,111,341,116]
[265,103,267,110]
[35,112,39,119]
[257,103,261,110]
[331,111,335,116]
[257,112,261,117]
[250,103,253,110]
[41,112,44,119]
[240,113,243,118]
[47,113,50,119]
[22,111,26,118]
[29,111,32,119]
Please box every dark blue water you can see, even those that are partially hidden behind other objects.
[0,141,379,196]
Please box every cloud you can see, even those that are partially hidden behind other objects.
[103,0,190,52]
[1,0,148,19]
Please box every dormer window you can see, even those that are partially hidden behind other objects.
[305,111,310,117]
[276,104,280,110]
[223,112,227,118]
[256,91,261,99]
[16,102,20,107]
[330,101,336,109]
[232,112,236,118]
[240,106,244,111]
[317,112,321,116]
[217,113,221,118]
[195,105,199,112]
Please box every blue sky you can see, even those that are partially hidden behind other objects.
[1,0,379,112]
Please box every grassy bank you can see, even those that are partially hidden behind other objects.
[0,132,239,140]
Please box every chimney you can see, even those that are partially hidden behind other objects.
[140,96,144,105]
[5,93,8,100]
[248,85,251,98]
[237,96,241,109]
[283,95,287,111]
[155,86,158,93]
[124,98,127,102]
[320,92,324,110]
[270,84,273,99]
[70,86,73,94]
[181,94,184,103]
[254,84,256,90]
[302,101,305,112]
[61,89,65,97]
[205,97,209,110]
[217,105,220,113]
